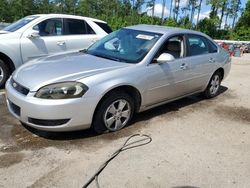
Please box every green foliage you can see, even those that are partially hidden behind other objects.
[0,0,249,40]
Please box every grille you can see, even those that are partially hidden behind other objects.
[11,78,29,96]
[9,100,21,116]
[28,118,70,126]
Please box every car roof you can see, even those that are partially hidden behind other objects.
[30,14,107,23]
[125,24,207,36]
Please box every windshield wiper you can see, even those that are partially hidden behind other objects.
[93,53,126,63]
[79,49,88,53]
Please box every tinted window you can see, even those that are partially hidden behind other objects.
[187,35,209,56]
[158,35,184,59]
[63,19,95,35]
[33,18,62,36]
[208,40,218,53]
[4,16,39,32]
[94,21,112,33]
[85,22,96,34]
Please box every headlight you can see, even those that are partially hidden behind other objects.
[35,82,88,99]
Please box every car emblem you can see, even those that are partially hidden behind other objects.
[13,82,17,88]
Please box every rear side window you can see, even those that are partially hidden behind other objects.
[208,40,218,53]
[94,21,112,33]
[187,34,209,56]
[63,18,95,35]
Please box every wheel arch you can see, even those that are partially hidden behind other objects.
[0,52,16,74]
[92,85,142,123]
[215,67,224,80]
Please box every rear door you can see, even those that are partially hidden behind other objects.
[184,34,218,91]
[62,18,100,52]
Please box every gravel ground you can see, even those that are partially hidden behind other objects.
[0,54,250,188]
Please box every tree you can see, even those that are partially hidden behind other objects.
[189,0,198,25]
[196,0,203,27]
[161,0,166,24]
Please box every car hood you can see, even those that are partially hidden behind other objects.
[13,52,130,91]
[0,31,20,39]
[0,30,9,34]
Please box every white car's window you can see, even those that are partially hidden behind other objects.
[187,35,209,56]
[87,28,162,64]
[63,18,95,35]
[94,21,112,33]
[3,16,39,32]
[33,18,63,36]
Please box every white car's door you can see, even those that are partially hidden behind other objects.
[62,18,102,52]
[20,18,67,63]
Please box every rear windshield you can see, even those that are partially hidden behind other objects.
[4,16,39,32]
[94,22,112,33]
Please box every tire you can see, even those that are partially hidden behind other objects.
[92,91,135,134]
[0,59,10,88]
[203,71,222,99]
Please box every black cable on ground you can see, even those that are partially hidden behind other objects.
[82,134,152,188]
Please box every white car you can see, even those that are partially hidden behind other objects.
[0,14,112,87]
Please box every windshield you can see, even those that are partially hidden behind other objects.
[87,28,162,64]
[3,16,39,32]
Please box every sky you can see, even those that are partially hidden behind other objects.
[142,0,247,28]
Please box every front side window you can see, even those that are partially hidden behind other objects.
[158,35,184,59]
[33,18,62,36]
[87,28,162,64]
[187,35,209,56]
[63,18,95,35]
[3,16,39,32]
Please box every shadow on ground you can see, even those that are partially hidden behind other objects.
[0,86,229,152]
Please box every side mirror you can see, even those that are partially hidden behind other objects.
[156,53,175,64]
[27,30,40,39]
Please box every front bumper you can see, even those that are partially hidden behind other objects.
[5,79,99,132]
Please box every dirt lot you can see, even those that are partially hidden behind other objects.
[0,54,250,188]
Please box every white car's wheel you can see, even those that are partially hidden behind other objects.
[0,59,10,88]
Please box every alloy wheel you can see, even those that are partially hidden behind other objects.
[209,74,220,95]
[0,67,4,83]
[104,99,131,131]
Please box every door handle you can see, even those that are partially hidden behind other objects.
[57,41,65,46]
[209,58,215,63]
[180,63,188,70]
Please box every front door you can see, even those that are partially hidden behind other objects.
[20,18,67,63]
[145,35,191,106]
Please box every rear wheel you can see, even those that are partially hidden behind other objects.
[203,71,222,98]
[0,59,10,88]
[92,92,134,134]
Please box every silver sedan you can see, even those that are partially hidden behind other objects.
[5,25,231,133]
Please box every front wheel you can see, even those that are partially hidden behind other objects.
[92,92,134,134]
[0,59,10,88]
[203,71,222,98]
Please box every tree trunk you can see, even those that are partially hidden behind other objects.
[175,0,180,21]
[196,0,202,28]
[152,0,155,17]
[169,0,173,18]
[161,0,166,24]
[232,0,241,28]
[219,1,227,29]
